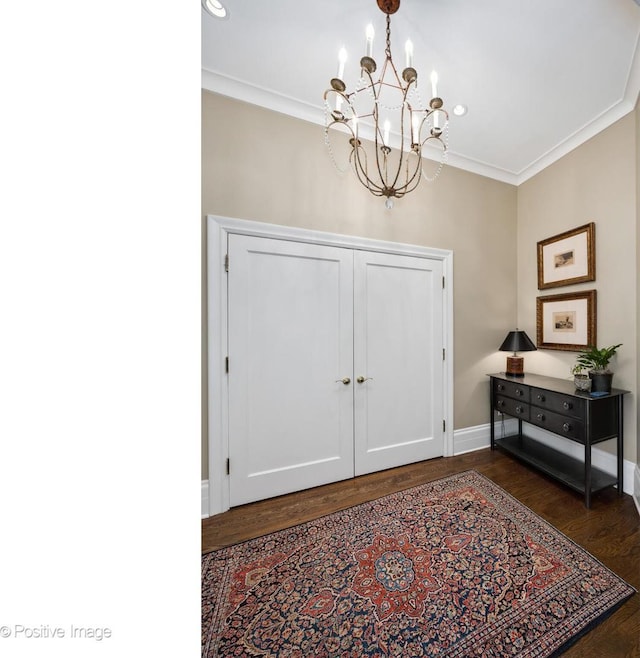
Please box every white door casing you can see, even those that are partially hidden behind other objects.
[207,215,453,515]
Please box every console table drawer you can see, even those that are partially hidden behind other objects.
[493,380,529,402]
[530,406,584,441]
[530,387,584,419]
[495,396,529,420]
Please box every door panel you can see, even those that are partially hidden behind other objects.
[353,250,444,475]
[227,234,354,506]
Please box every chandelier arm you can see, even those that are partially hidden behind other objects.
[397,148,426,198]
[348,123,386,196]
[358,65,386,182]
[374,84,416,196]
[400,151,423,195]
[384,57,405,90]
[349,63,389,196]
[358,64,380,101]
[323,93,361,175]
[350,146,385,196]
[323,90,351,123]
[371,99,391,191]
[383,86,416,194]
[420,122,449,183]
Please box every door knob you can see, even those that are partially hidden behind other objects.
[335,377,351,385]
[356,376,373,384]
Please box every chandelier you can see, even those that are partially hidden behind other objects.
[323,0,449,209]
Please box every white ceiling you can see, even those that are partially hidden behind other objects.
[202,0,640,185]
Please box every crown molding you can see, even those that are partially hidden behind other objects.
[203,50,640,188]
[202,69,520,185]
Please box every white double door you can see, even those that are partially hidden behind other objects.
[228,234,444,506]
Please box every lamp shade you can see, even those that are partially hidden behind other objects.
[499,330,537,353]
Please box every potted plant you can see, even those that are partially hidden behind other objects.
[571,363,591,392]
[574,343,622,393]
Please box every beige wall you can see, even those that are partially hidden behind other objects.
[202,90,519,478]
[637,105,640,466]
[517,112,638,463]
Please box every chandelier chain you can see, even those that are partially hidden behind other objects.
[385,14,392,59]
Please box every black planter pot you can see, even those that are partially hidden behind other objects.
[589,371,613,393]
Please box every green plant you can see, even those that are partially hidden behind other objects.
[571,363,588,377]
[575,344,622,373]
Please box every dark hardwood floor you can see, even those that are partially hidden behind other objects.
[202,448,640,657]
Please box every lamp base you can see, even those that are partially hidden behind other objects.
[505,356,524,376]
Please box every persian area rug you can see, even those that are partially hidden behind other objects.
[202,471,635,657]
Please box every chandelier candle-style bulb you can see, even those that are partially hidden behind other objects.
[337,47,347,80]
[405,39,413,68]
[323,0,450,205]
[430,71,438,99]
[412,114,420,145]
[365,24,375,58]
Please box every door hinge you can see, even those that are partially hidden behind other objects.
[443,348,446,360]
[442,276,445,289]
[224,254,229,272]
[443,419,446,432]
[225,356,229,373]
[226,458,230,475]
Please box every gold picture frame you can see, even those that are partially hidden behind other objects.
[537,223,595,290]
[536,290,597,351]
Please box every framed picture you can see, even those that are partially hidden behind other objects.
[537,222,595,289]
[536,290,597,351]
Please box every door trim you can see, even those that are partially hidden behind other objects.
[207,214,454,515]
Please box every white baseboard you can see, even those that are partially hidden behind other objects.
[202,480,209,519]
[452,423,492,454]
[453,421,636,498]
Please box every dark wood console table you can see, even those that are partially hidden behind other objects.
[488,372,628,507]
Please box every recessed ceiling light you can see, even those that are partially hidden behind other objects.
[452,104,468,117]
[202,0,229,19]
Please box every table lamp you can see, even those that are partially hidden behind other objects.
[499,329,537,376]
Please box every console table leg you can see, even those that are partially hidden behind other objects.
[617,396,624,496]
[584,444,592,508]
[490,386,495,450]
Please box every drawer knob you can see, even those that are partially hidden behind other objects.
[537,394,545,402]
[497,384,504,391]
[563,401,572,410]
[563,422,572,432]
[536,413,545,421]
[515,388,523,396]
[497,400,504,407]
[516,405,524,414]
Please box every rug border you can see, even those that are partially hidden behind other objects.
[548,592,636,658]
